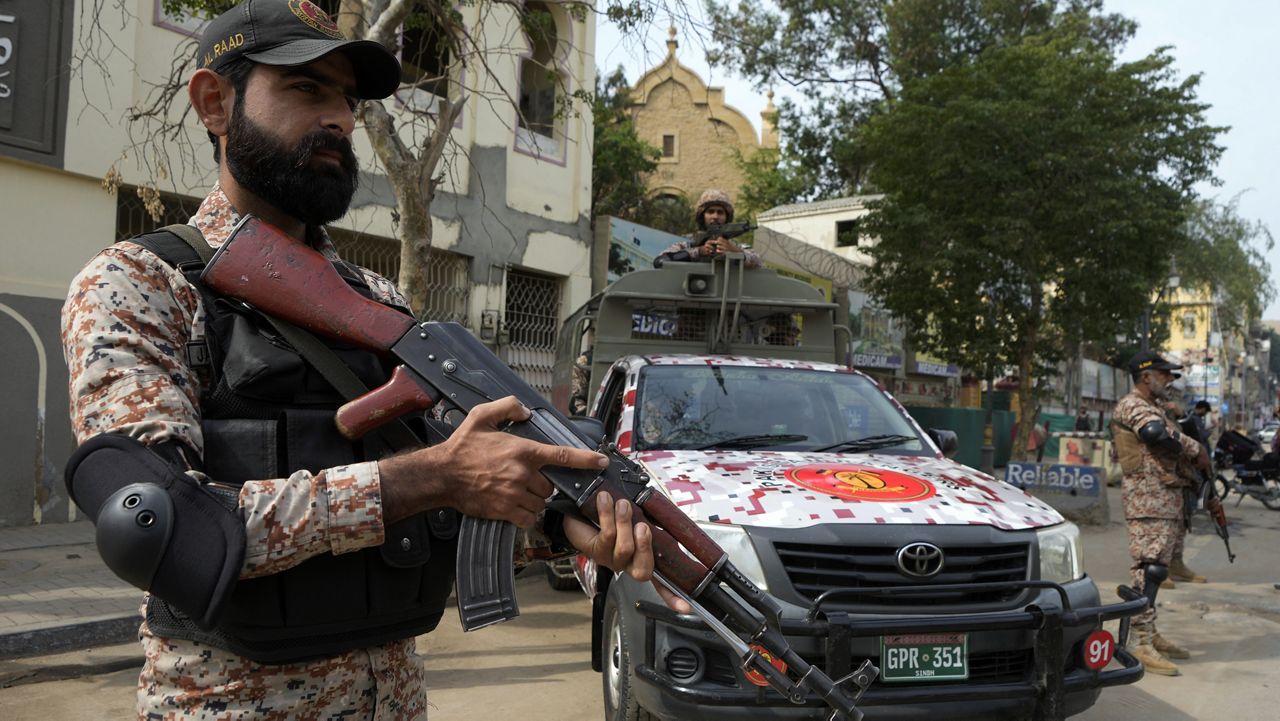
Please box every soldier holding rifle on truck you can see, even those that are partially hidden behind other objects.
[59,2,677,717]
[655,188,764,268]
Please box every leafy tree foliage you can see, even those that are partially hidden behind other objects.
[856,21,1223,450]
[591,67,661,220]
[710,0,1132,202]
[1177,197,1275,334]
[587,68,694,236]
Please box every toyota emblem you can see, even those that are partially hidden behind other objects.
[896,542,945,578]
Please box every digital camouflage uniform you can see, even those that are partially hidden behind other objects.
[569,353,591,415]
[1112,390,1204,626]
[63,184,556,720]
[659,237,764,268]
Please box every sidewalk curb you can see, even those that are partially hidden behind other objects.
[0,613,140,660]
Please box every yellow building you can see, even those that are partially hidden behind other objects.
[1164,287,1236,412]
[629,28,777,206]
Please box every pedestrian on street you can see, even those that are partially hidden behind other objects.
[1075,407,1093,432]
[59,2,682,717]
[1109,350,1212,676]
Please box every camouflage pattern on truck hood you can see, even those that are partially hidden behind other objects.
[636,450,1062,531]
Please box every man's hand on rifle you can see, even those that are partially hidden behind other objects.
[1206,493,1227,525]
[1196,445,1212,473]
[379,396,607,526]
[701,236,743,257]
[378,396,689,611]
[564,492,694,614]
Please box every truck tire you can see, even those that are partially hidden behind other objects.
[602,584,655,721]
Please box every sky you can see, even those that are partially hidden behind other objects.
[593,1,1280,319]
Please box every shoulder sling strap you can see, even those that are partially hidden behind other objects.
[144,224,423,451]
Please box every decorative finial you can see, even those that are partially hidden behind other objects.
[666,24,678,57]
[668,25,677,40]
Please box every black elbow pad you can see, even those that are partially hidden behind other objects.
[64,433,245,629]
[1137,420,1182,455]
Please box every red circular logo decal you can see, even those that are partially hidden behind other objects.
[783,464,936,502]
[1082,629,1115,670]
[744,644,788,687]
[289,0,344,39]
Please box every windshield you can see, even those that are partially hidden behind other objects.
[633,365,928,454]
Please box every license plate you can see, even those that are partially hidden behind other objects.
[879,633,968,682]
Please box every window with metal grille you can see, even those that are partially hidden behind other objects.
[662,134,676,158]
[327,228,471,324]
[114,186,471,325]
[505,269,562,395]
[114,187,201,242]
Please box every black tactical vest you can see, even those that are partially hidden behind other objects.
[131,227,457,664]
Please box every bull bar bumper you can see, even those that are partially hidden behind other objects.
[631,580,1147,719]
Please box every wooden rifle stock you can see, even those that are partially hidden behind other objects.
[202,216,415,353]
[203,216,437,435]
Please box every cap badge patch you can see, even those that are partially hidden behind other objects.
[784,464,937,502]
[289,0,344,39]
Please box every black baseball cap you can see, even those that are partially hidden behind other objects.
[197,0,401,99]
[1128,350,1183,377]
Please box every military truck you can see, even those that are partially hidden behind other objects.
[548,255,1143,721]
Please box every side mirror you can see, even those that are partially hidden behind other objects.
[571,415,607,442]
[928,428,960,458]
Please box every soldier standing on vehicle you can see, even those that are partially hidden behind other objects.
[656,189,764,268]
[1111,351,1212,675]
[60,2,672,717]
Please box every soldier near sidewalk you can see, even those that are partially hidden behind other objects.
[1111,350,1213,676]
[1163,399,1211,589]
[58,2,675,718]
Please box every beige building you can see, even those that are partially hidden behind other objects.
[757,196,880,266]
[0,0,598,526]
[629,28,777,207]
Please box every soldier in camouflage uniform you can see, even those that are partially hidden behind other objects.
[1111,351,1211,676]
[657,189,764,268]
[61,2,678,718]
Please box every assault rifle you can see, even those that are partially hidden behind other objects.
[1197,469,1236,563]
[653,222,757,267]
[202,216,877,721]
[691,221,756,247]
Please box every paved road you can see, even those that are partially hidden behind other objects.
[2,484,1278,720]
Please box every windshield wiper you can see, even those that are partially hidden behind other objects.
[814,434,917,453]
[698,433,808,450]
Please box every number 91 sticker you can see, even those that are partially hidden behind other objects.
[1082,629,1115,670]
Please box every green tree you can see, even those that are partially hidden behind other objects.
[587,68,694,237]
[857,22,1223,454]
[591,67,661,220]
[1178,197,1275,335]
[709,0,1133,202]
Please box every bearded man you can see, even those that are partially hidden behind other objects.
[60,2,673,717]
[1109,350,1211,676]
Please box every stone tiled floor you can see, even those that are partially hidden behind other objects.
[0,522,140,637]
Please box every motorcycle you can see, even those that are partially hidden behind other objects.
[1211,431,1280,511]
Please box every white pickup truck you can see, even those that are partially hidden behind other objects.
[549,257,1143,721]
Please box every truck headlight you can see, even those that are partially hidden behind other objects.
[1037,522,1084,583]
[696,521,769,591]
